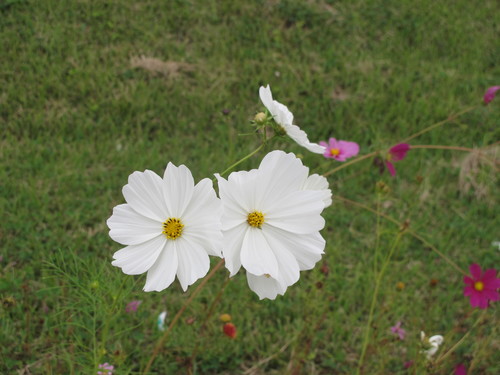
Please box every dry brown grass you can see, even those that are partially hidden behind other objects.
[130,55,195,79]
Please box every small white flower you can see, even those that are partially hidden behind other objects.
[107,163,223,292]
[216,150,330,300]
[492,241,500,250]
[420,331,444,360]
[259,85,326,154]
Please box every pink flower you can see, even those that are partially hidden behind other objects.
[403,360,413,369]
[97,363,114,375]
[463,264,500,309]
[390,321,406,340]
[319,138,360,161]
[385,143,410,177]
[125,300,142,313]
[455,363,467,375]
[484,86,500,104]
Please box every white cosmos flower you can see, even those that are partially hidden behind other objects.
[216,150,331,300]
[259,85,326,154]
[420,331,444,360]
[107,163,223,292]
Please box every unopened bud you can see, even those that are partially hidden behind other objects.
[254,112,267,123]
[223,323,237,339]
[219,313,232,323]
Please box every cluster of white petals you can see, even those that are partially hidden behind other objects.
[259,85,326,154]
[420,331,444,360]
[107,163,223,292]
[216,150,331,299]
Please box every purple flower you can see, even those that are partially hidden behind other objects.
[463,263,500,309]
[455,363,467,375]
[125,300,142,313]
[97,363,114,375]
[385,143,410,177]
[403,360,413,369]
[390,321,406,340]
[484,86,500,104]
[319,138,360,161]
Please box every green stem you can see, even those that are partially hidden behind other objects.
[142,259,226,374]
[336,195,468,276]
[434,310,486,366]
[322,105,480,177]
[373,193,381,273]
[323,152,378,177]
[357,232,404,374]
[399,105,478,144]
[217,143,266,178]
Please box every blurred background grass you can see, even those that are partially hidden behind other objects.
[1,0,499,374]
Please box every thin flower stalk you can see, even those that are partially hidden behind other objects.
[142,259,225,375]
[434,310,486,366]
[323,105,481,177]
[399,105,479,144]
[356,232,405,375]
[335,195,468,276]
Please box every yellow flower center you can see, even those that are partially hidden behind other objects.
[162,218,184,240]
[247,211,265,228]
[330,148,340,156]
[474,281,484,291]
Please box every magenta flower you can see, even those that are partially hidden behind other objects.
[390,321,406,340]
[319,138,360,161]
[385,143,410,177]
[403,360,413,369]
[125,300,142,313]
[455,363,467,375]
[97,363,114,375]
[463,264,500,309]
[484,86,500,104]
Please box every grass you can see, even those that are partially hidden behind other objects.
[1,0,499,374]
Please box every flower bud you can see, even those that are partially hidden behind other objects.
[219,313,232,323]
[254,112,267,123]
[223,323,237,339]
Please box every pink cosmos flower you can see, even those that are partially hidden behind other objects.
[403,360,413,369]
[319,138,360,161]
[385,143,410,177]
[390,321,406,340]
[455,363,467,375]
[484,86,500,104]
[97,363,114,375]
[125,300,142,313]
[463,263,500,309]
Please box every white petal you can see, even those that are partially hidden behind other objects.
[112,235,166,275]
[273,101,294,126]
[182,178,223,257]
[259,85,274,113]
[216,171,257,218]
[266,190,325,234]
[175,237,210,291]
[246,272,286,300]
[284,124,326,154]
[143,240,178,292]
[262,229,300,287]
[163,163,194,217]
[301,174,332,208]
[264,226,325,270]
[255,151,309,208]
[240,228,279,278]
[122,170,169,221]
[221,223,246,276]
[107,204,162,245]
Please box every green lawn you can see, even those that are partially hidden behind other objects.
[1,0,499,374]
